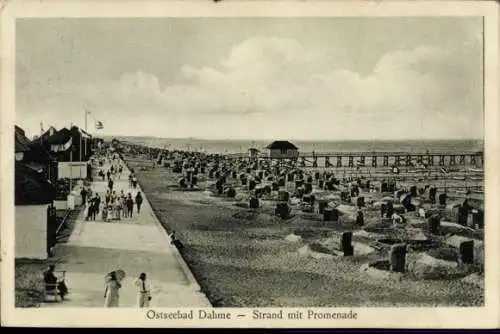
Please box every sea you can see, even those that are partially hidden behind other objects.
[113,136,484,155]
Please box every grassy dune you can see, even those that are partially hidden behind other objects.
[15,260,47,308]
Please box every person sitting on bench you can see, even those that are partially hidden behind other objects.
[169,230,183,250]
[43,265,68,300]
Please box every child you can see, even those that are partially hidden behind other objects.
[102,205,108,222]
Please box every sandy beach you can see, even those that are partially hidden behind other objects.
[124,152,484,307]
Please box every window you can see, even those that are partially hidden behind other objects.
[280,148,287,155]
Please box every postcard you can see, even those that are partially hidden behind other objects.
[1,0,499,328]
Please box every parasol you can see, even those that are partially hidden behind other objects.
[105,269,126,282]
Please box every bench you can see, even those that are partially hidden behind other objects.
[43,270,66,303]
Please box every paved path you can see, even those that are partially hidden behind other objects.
[43,158,211,308]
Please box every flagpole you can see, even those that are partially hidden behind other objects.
[464,167,468,194]
[40,121,44,147]
[444,169,447,193]
[69,122,73,192]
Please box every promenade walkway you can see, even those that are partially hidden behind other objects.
[43,159,211,308]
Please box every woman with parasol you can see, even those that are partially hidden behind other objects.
[103,269,125,307]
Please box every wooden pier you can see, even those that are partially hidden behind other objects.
[228,151,484,168]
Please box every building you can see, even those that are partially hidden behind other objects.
[15,161,58,260]
[15,126,58,259]
[265,140,299,159]
[15,125,59,183]
[14,125,31,161]
[92,137,104,150]
[35,126,92,162]
[68,126,92,162]
[248,148,260,159]
[34,126,92,179]
[24,142,59,184]
[37,127,74,162]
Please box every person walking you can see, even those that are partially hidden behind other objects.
[96,195,101,217]
[115,198,122,220]
[80,187,88,206]
[135,192,143,214]
[93,195,100,220]
[86,198,93,221]
[126,194,134,218]
[121,194,128,218]
[108,178,114,192]
[89,197,96,220]
[105,190,111,206]
[104,272,121,307]
[134,272,152,308]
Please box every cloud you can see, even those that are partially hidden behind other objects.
[17,35,482,140]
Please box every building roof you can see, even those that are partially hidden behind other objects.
[265,140,298,150]
[15,162,56,205]
[45,127,73,145]
[31,126,58,146]
[25,142,57,164]
[71,126,92,139]
[15,125,32,153]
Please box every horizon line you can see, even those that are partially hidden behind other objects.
[101,134,484,142]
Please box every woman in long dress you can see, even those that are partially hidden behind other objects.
[104,272,121,307]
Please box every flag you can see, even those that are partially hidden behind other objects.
[95,120,104,129]
[440,167,448,174]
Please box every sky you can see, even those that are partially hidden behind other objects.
[16,17,484,140]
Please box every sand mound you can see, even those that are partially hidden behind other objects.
[297,244,336,259]
[285,234,302,243]
[413,231,428,241]
[293,228,331,239]
[421,252,458,267]
[232,211,260,221]
[363,221,394,234]
[234,202,249,209]
[407,253,467,280]
[309,242,336,255]
[354,229,387,240]
[353,242,376,256]
[444,235,484,265]
[425,247,458,262]
[360,260,404,281]
[445,235,483,249]
[461,273,484,289]
[297,245,311,257]
[440,222,483,240]
[310,251,335,260]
